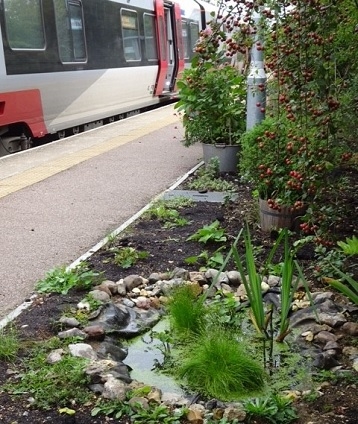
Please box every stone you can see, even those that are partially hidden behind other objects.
[226,270,242,287]
[171,267,189,280]
[313,352,340,370]
[314,331,338,344]
[92,284,112,297]
[221,283,234,294]
[58,328,87,340]
[68,343,97,360]
[205,269,228,285]
[223,405,246,422]
[88,289,110,303]
[186,404,204,424]
[147,387,162,404]
[236,284,248,301]
[318,312,347,328]
[123,275,144,291]
[59,317,80,328]
[97,341,128,361]
[342,321,358,336]
[102,376,127,401]
[99,280,118,295]
[261,281,270,293]
[46,349,64,364]
[323,341,341,352]
[83,325,105,341]
[189,271,207,285]
[116,280,127,296]
[134,296,151,309]
[267,275,281,287]
[128,396,149,411]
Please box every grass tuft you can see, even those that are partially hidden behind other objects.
[178,328,266,400]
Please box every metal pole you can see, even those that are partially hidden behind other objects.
[246,10,267,130]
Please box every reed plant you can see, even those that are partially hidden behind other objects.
[166,284,206,336]
[232,226,313,343]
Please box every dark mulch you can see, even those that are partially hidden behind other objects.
[0,167,357,424]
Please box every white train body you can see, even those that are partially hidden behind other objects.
[0,0,215,155]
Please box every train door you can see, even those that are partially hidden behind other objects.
[154,0,184,96]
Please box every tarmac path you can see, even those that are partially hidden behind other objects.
[0,105,202,320]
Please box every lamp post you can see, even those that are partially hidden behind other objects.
[246,10,266,131]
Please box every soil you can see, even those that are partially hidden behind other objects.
[0,167,357,424]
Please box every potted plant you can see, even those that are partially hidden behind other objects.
[174,10,251,173]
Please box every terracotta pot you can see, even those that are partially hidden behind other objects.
[259,198,306,232]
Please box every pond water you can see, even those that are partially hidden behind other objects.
[123,319,187,396]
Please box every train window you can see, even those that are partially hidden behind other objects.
[143,14,158,61]
[181,21,189,59]
[4,0,45,50]
[189,22,200,52]
[121,9,141,62]
[53,0,87,63]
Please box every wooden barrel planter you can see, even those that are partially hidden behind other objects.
[259,198,306,232]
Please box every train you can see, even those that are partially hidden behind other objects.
[0,0,216,156]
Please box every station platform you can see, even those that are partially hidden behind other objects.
[0,105,202,320]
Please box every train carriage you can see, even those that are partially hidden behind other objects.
[0,0,215,156]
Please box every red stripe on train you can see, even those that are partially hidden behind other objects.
[0,89,47,137]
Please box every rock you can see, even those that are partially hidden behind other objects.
[99,280,118,295]
[46,349,64,364]
[323,341,341,352]
[59,317,80,328]
[353,358,358,372]
[312,292,335,303]
[147,387,162,404]
[97,340,128,361]
[128,396,149,411]
[102,376,128,401]
[226,270,241,287]
[314,331,338,344]
[88,289,110,303]
[205,269,228,286]
[223,404,246,422]
[186,404,205,424]
[261,281,270,293]
[116,280,127,296]
[171,267,189,280]
[85,359,120,383]
[123,275,144,291]
[92,284,112,297]
[318,312,347,328]
[133,296,151,309]
[68,343,97,360]
[58,328,87,340]
[122,298,135,308]
[220,283,234,294]
[341,321,358,336]
[189,271,207,285]
[267,275,281,287]
[83,325,106,341]
[236,284,248,301]
[313,352,340,370]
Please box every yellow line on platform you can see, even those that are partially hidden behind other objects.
[0,113,178,199]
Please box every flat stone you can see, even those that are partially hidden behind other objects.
[163,190,237,203]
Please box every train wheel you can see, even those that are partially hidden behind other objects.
[57,131,66,139]
[72,126,80,135]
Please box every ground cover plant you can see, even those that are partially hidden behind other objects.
[0,162,357,423]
